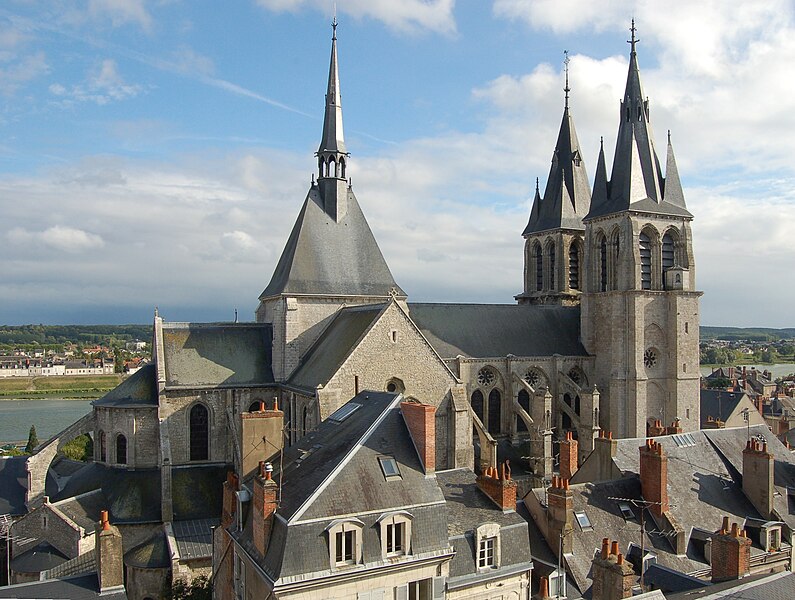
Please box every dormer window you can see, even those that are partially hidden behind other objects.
[475,523,501,570]
[326,519,364,569]
[378,511,413,558]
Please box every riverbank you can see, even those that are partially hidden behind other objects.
[0,374,123,399]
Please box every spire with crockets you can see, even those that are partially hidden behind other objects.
[523,50,591,236]
[587,20,689,219]
[316,17,350,221]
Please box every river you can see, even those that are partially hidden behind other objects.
[699,363,795,378]
[0,398,94,446]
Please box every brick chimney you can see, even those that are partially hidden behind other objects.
[240,401,284,479]
[665,419,683,435]
[477,461,517,513]
[221,471,239,529]
[742,438,774,519]
[252,461,279,557]
[95,510,124,592]
[639,439,668,517]
[648,419,666,437]
[591,538,635,600]
[711,517,751,582]
[560,431,578,480]
[546,476,574,554]
[401,400,436,476]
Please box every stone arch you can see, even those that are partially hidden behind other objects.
[487,388,502,434]
[545,238,556,290]
[533,242,543,291]
[98,429,106,462]
[470,389,484,434]
[339,157,346,179]
[646,381,666,424]
[609,225,622,290]
[522,366,548,390]
[189,402,210,462]
[475,365,502,390]
[596,230,608,292]
[639,224,661,290]
[567,366,588,388]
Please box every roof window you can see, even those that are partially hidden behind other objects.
[328,402,362,423]
[378,456,401,480]
[574,511,593,531]
[618,502,635,520]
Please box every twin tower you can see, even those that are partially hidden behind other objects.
[518,24,701,436]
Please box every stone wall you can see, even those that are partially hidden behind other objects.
[95,406,160,468]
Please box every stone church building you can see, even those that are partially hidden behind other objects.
[8,21,700,599]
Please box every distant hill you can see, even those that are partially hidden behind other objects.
[0,324,152,347]
[700,326,795,342]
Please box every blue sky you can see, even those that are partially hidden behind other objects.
[1,1,794,327]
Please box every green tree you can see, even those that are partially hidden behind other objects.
[165,576,212,600]
[59,434,94,462]
[25,425,39,453]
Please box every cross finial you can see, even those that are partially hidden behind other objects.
[332,15,337,40]
[628,19,639,53]
[535,177,540,194]
[563,50,570,109]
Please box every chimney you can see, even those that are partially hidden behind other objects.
[648,419,666,437]
[534,575,550,599]
[546,476,574,554]
[742,438,774,519]
[639,439,668,517]
[666,419,683,435]
[401,400,436,476]
[711,518,751,582]
[252,461,279,557]
[477,461,517,513]
[240,402,284,479]
[591,538,635,600]
[560,431,578,480]
[221,471,239,528]
[95,510,124,592]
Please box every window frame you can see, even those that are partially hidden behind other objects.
[377,511,413,558]
[326,519,364,569]
[475,522,501,570]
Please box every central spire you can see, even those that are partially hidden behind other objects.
[316,18,350,221]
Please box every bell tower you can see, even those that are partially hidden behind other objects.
[581,22,701,437]
[518,53,591,306]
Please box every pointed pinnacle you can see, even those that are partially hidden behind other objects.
[628,19,639,53]
[563,50,571,109]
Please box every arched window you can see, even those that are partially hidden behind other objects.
[535,246,543,291]
[574,395,581,416]
[548,244,556,290]
[189,404,209,461]
[116,434,127,465]
[610,229,621,290]
[517,390,530,433]
[599,236,608,292]
[99,430,106,462]
[471,390,484,426]
[318,156,325,177]
[302,406,310,436]
[488,389,501,434]
[639,232,652,290]
[340,157,346,179]
[568,241,580,290]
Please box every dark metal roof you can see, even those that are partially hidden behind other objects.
[10,542,68,573]
[172,464,228,521]
[173,518,218,560]
[288,304,385,389]
[161,323,274,387]
[0,574,126,600]
[643,563,710,593]
[523,106,591,235]
[259,187,405,299]
[55,490,106,531]
[0,456,28,516]
[408,303,588,358]
[93,364,157,407]
[667,571,795,600]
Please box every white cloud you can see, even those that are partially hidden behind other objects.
[0,50,48,95]
[88,0,153,30]
[49,58,144,105]
[8,226,105,253]
[256,0,457,35]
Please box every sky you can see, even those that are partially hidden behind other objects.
[1,1,794,327]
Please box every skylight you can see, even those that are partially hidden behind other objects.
[378,456,401,480]
[618,502,635,520]
[574,511,593,531]
[671,433,696,448]
[328,402,362,423]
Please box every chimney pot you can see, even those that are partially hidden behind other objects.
[259,401,265,412]
[601,538,610,559]
[539,576,550,599]
[611,540,619,557]
[721,516,729,534]
[617,553,624,565]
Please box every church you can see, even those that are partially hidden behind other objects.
[7,20,701,599]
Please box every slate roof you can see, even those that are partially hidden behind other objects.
[125,530,170,569]
[0,573,126,600]
[42,549,96,580]
[259,186,405,299]
[667,570,795,600]
[523,106,591,235]
[437,469,533,581]
[0,456,27,516]
[233,392,451,582]
[703,425,795,530]
[93,364,157,407]
[173,518,218,560]
[288,304,385,390]
[9,541,68,573]
[700,389,749,423]
[612,431,762,540]
[161,323,274,388]
[408,303,588,358]
[55,490,106,531]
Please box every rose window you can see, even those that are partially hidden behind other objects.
[644,348,658,368]
[524,370,540,387]
[477,368,495,387]
[568,369,581,385]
